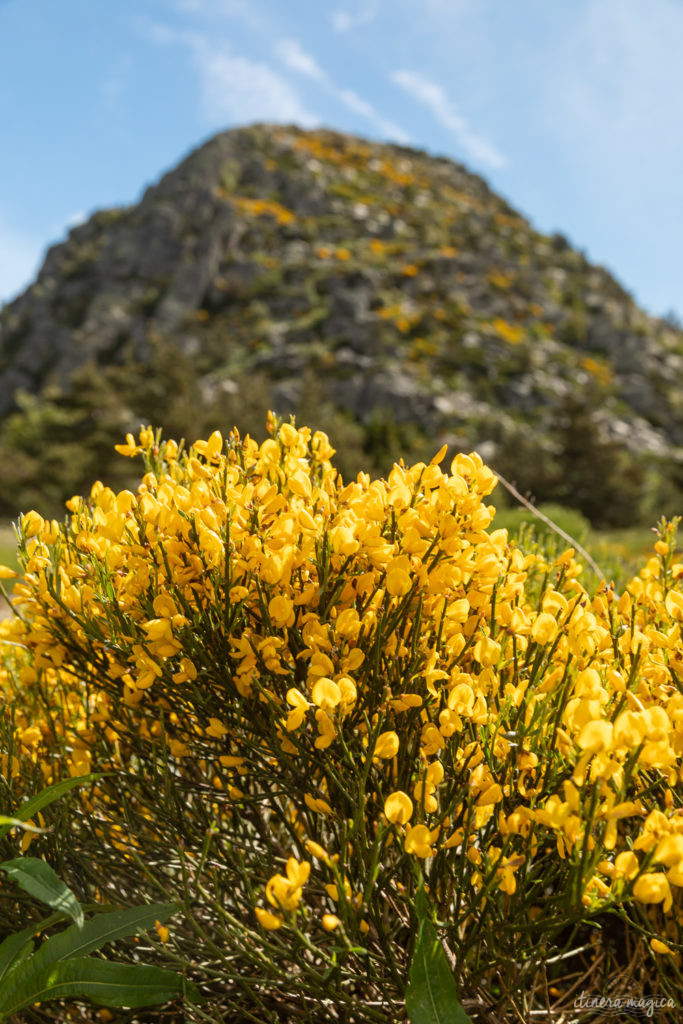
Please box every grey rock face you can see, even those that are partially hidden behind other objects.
[1,121,682,483]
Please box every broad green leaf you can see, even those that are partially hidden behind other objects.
[0,912,64,984]
[406,884,472,1024]
[0,935,34,986]
[0,773,109,839]
[0,956,198,1016]
[32,903,179,969]
[0,858,84,927]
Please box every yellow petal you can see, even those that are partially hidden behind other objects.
[311,678,341,710]
[255,907,283,930]
[386,567,412,597]
[577,720,613,754]
[374,730,400,759]
[650,937,675,956]
[384,791,413,825]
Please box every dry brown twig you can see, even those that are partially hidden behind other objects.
[493,470,606,580]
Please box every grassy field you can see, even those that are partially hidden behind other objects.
[487,501,660,591]
[0,522,19,615]
[0,522,19,572]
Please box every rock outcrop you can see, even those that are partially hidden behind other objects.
[1,123,682,524]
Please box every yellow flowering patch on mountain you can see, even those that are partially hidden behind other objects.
[580,354,614,388]
[224,194,296,225]
[487,269,515,290]
[492,317,525,344]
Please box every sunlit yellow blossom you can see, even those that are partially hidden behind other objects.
[577,720,613,753]
[614,851,640,880]
[654,834,683,866]
[311,678,341,710]
[633,873,673,913]
[206,718,228,739]
[278,423,299,448]
[305,840,330,862]
[473,636,500,667]
[650,938,675,956]
[373,731,399,759]
[384,791,413,825]
[404,824,437,858]
[337,675,357,708]
[304,793,333,815]
[386,566,412,597]
[266,857,310,914]
[476,783,503,807]
[664,589,683,621]
[255,907,283,930]
[613,710,648,748]
[285,688,310,731]
[531,612,558,645]
[268,595,295,628]
[113,432,140,457]
[22,511,44,538]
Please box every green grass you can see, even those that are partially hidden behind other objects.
[490,502,658,591]
[0,522,19,572]
[0,523,19,615]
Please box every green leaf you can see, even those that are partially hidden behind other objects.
[0,913,64,985]
[414,881,432,922]
[0,956,197,1016]
[0,858,84,928]
[0,773,109,839]
[406,885,473,1024]
[0,935,34,986]
[31,903,179,969]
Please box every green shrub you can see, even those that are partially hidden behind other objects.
[1,421,681,1022]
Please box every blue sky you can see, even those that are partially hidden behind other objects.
[2,0,683,318]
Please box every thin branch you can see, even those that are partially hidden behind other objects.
[492,470,606,581]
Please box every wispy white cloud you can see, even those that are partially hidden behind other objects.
[331,2,379,33]
[141,22,318,127]
[390,69,505,169]
[549,0,683,168]
[147,16,408,143]
[275,37,409,143]
[274,38,326,83]
[337,88,410,143]
[520,0,683,268]
[198,49,318,126]
[138,19,194,47]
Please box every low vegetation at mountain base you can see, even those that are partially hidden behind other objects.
[0,419,682,1023]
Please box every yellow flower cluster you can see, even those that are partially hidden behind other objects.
[221,194,296,225]
[1,417,681,968]
[256,856,311,930]
[492,317,525,345]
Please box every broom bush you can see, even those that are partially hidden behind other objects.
[0,416,681,1022]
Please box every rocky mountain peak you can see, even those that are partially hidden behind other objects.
[1,122,682,525]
